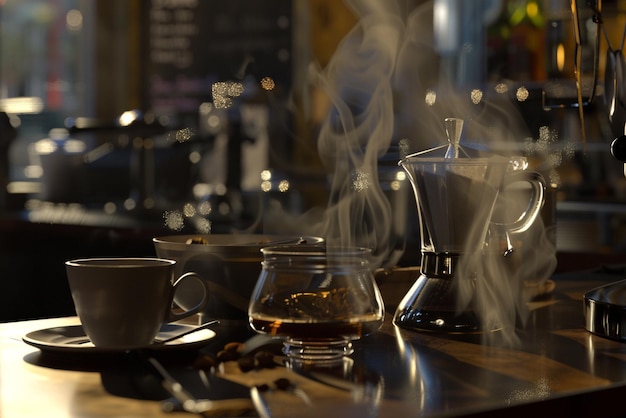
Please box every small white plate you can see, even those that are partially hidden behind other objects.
[23,323,216,354]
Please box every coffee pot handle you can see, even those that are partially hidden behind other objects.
[505,171,546,234]
[490,171,546,256]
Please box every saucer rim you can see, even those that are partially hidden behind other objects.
[22,323,216,354]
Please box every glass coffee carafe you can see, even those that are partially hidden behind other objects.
[248,244,384,363]
[394,119,546,333]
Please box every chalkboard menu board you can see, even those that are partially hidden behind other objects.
[141,0,293,122]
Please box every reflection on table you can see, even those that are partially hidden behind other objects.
[3,267,626,417]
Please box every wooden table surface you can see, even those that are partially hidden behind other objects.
[3,267,626,417]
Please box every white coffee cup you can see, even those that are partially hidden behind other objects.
[65,257,208,349]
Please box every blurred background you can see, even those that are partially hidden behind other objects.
[0,0,625,321]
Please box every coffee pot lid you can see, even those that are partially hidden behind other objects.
[406,118,512,162]
[443,118,469,159]
[407,118,475,160]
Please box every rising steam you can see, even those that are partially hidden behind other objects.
[313,1,403,267]
[301,0,557,344]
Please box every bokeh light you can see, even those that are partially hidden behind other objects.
[197,201,212,216]
[164,210,184,231]
[66,9,82,31]
[425,90,437,106]
[103,202,117,214]
[495,83,508,94]
[212,81,244,109]
[183,203,196,217]
[260,77,275,91]
[470,89,483,104]
[278,179,290,192]
[195,218,211,234]
[352,169,370,192]
[189,151,202,164]
[516,86,530,102]
[123,198,136,211]
[171,127,195,142]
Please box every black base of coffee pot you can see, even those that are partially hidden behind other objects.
[393,253,493,333]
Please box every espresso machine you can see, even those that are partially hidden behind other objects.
[584,136,626,341]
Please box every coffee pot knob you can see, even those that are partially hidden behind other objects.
[444,118,464,159]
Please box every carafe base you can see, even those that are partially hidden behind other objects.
[393,273,486,333]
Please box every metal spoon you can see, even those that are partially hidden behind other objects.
[250,386,273,418]
[156,319,219,344]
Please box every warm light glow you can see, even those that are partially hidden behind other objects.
[118,110,139,127]
[34,139,57,155]
[24,165,43,179]
[0,97,44,114]
[395,171,406,181]
[261,180,272,192]
[64,139,86,153]
[556,42,565,72]
[526,1,539,18]
[193,183,211,198]
[260,77,275,91]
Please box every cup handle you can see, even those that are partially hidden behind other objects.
[167,272,209,322]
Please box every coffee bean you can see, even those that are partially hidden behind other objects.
[193,353,216,370]
[255,383,270,392]
[237,356,256,372]
[254,351,275,369]
[224,342,243,353]
[274,377,291,391]
[217,350,238,362]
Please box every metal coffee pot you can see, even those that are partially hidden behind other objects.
[394,118,546,333]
